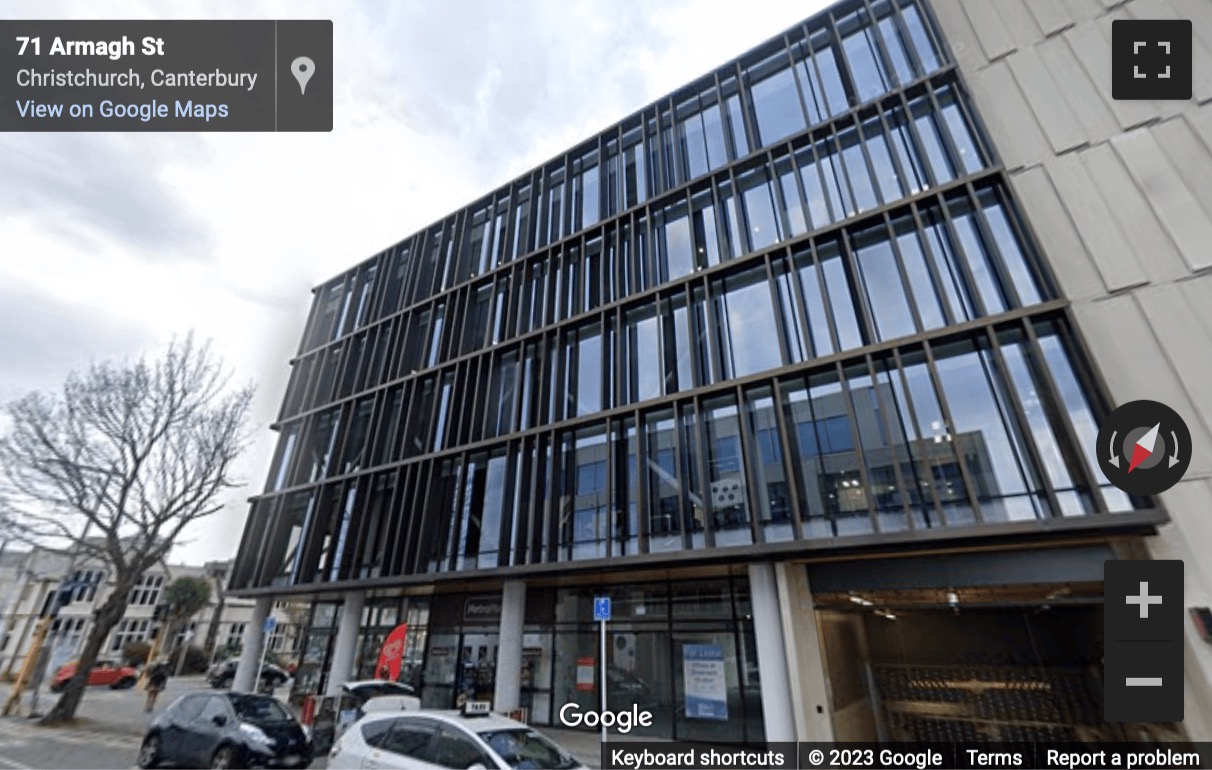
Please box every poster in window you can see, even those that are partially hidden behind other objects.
[576,656,595,691]
[682,644,727,720]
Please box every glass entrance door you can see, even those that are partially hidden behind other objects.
[456,632,499,707]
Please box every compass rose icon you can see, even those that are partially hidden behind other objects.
[1097,400,1191,496]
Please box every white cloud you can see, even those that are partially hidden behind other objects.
[0,0,827,565]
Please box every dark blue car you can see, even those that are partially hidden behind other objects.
[138,691,313,769]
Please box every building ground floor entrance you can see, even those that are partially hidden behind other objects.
[805,543,1188,744]
[278,538,1199,744]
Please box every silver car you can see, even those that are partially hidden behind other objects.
[328,708,583,770]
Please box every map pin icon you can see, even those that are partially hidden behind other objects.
[291,56,315,95]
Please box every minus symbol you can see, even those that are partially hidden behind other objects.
[1126,677,1163,687]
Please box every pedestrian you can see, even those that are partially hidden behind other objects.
[144,660,169,713]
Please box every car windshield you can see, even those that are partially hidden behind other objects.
[479,729,580,770]
[228,695,294,725]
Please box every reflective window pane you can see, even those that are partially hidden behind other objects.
[715,268,783,378]
[842,21,890,103]
[750,64,806,147]
[933,341,1045,521]
[853,226,916,340]
[704,396,753,546]
[1036,325,1134,512]
[747,388,794,543]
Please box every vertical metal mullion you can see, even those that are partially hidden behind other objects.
[920,340,986,524]
[858,0,900,94]
[769,378,807,541]
[808,237,845,357]
[871,91,914,201]
[1020,319,1110,515]
[935,187,992,319]
[390,465,415,576]
[984,326,1062,519]
[889,348,946,528]
[780,33,814,136]
[826,10,860,112]
[880,211,929,335]
[635,408,652,554]
[687,397,715,550]
[962,180,1024,311]
[783,244,817,363]
[909,0,951,71]
[832,360,881,533]
[838,226,878,348]
[991,183,1057,302]
[890,0,928,82]
[862,353,918,532]
[904,199,960,328]
[734,384,767,545]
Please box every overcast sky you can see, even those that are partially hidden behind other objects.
[0,0,828,566]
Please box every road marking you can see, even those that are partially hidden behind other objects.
[0,753,33,769]
[1126,677,1164,687]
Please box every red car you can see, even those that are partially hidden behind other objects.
[50,658,138,692]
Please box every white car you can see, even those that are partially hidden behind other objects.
[328,706,584,770]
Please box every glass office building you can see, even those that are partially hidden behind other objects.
[230,0,1180,743]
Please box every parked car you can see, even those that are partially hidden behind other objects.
[341,679,416,707]
[328,706,583,770]
[334,680,421,742]
[137,691,313,769]
[50,658,138,692]
[206,659,289,690]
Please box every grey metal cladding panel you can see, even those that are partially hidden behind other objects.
[1038,35,1121,143]
[1007,49,1088,154]
[999,0,1047,51]
[1128,0,1212,103]
[1022,0,1076,37]
[1173,0,1212,57]
[969,61,1052,169]
[1135,284,1212,476]
[1112,127,1212,272]
[961,0,1017,61]
[1073,296,1202,435]
[1153,117,1212,227]
[1046,153,1148,291]
[1178,275,1212,342]
[929,0,991,72]
[1079,142,1191,285]
[1008,166,1107,300]
[1188,107,1212,157]
[1065,12,1159,131]
[1158,479,1212,591]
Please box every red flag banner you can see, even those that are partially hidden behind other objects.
[375,623,409,681]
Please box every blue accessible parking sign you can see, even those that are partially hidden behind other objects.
[593,596,611,621]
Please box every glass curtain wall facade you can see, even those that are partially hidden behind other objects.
[232,0,1149,599]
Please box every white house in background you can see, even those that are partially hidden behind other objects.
[0,545,305,678]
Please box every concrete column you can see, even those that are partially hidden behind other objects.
[233,596,272,693]
[493,580,526,713]
[748,562,796,742]
[326,591,365,696]
[775,562,834,741]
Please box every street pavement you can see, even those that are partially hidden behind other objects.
[0,675,608,769]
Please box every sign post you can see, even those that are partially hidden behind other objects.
[255,615,277,692]
[593,597,611,744]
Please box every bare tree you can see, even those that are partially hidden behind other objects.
[0,333,253,724]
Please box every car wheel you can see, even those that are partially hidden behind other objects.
[137,735,160,769]
[210,745,238,769]
[112,677,136,690]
